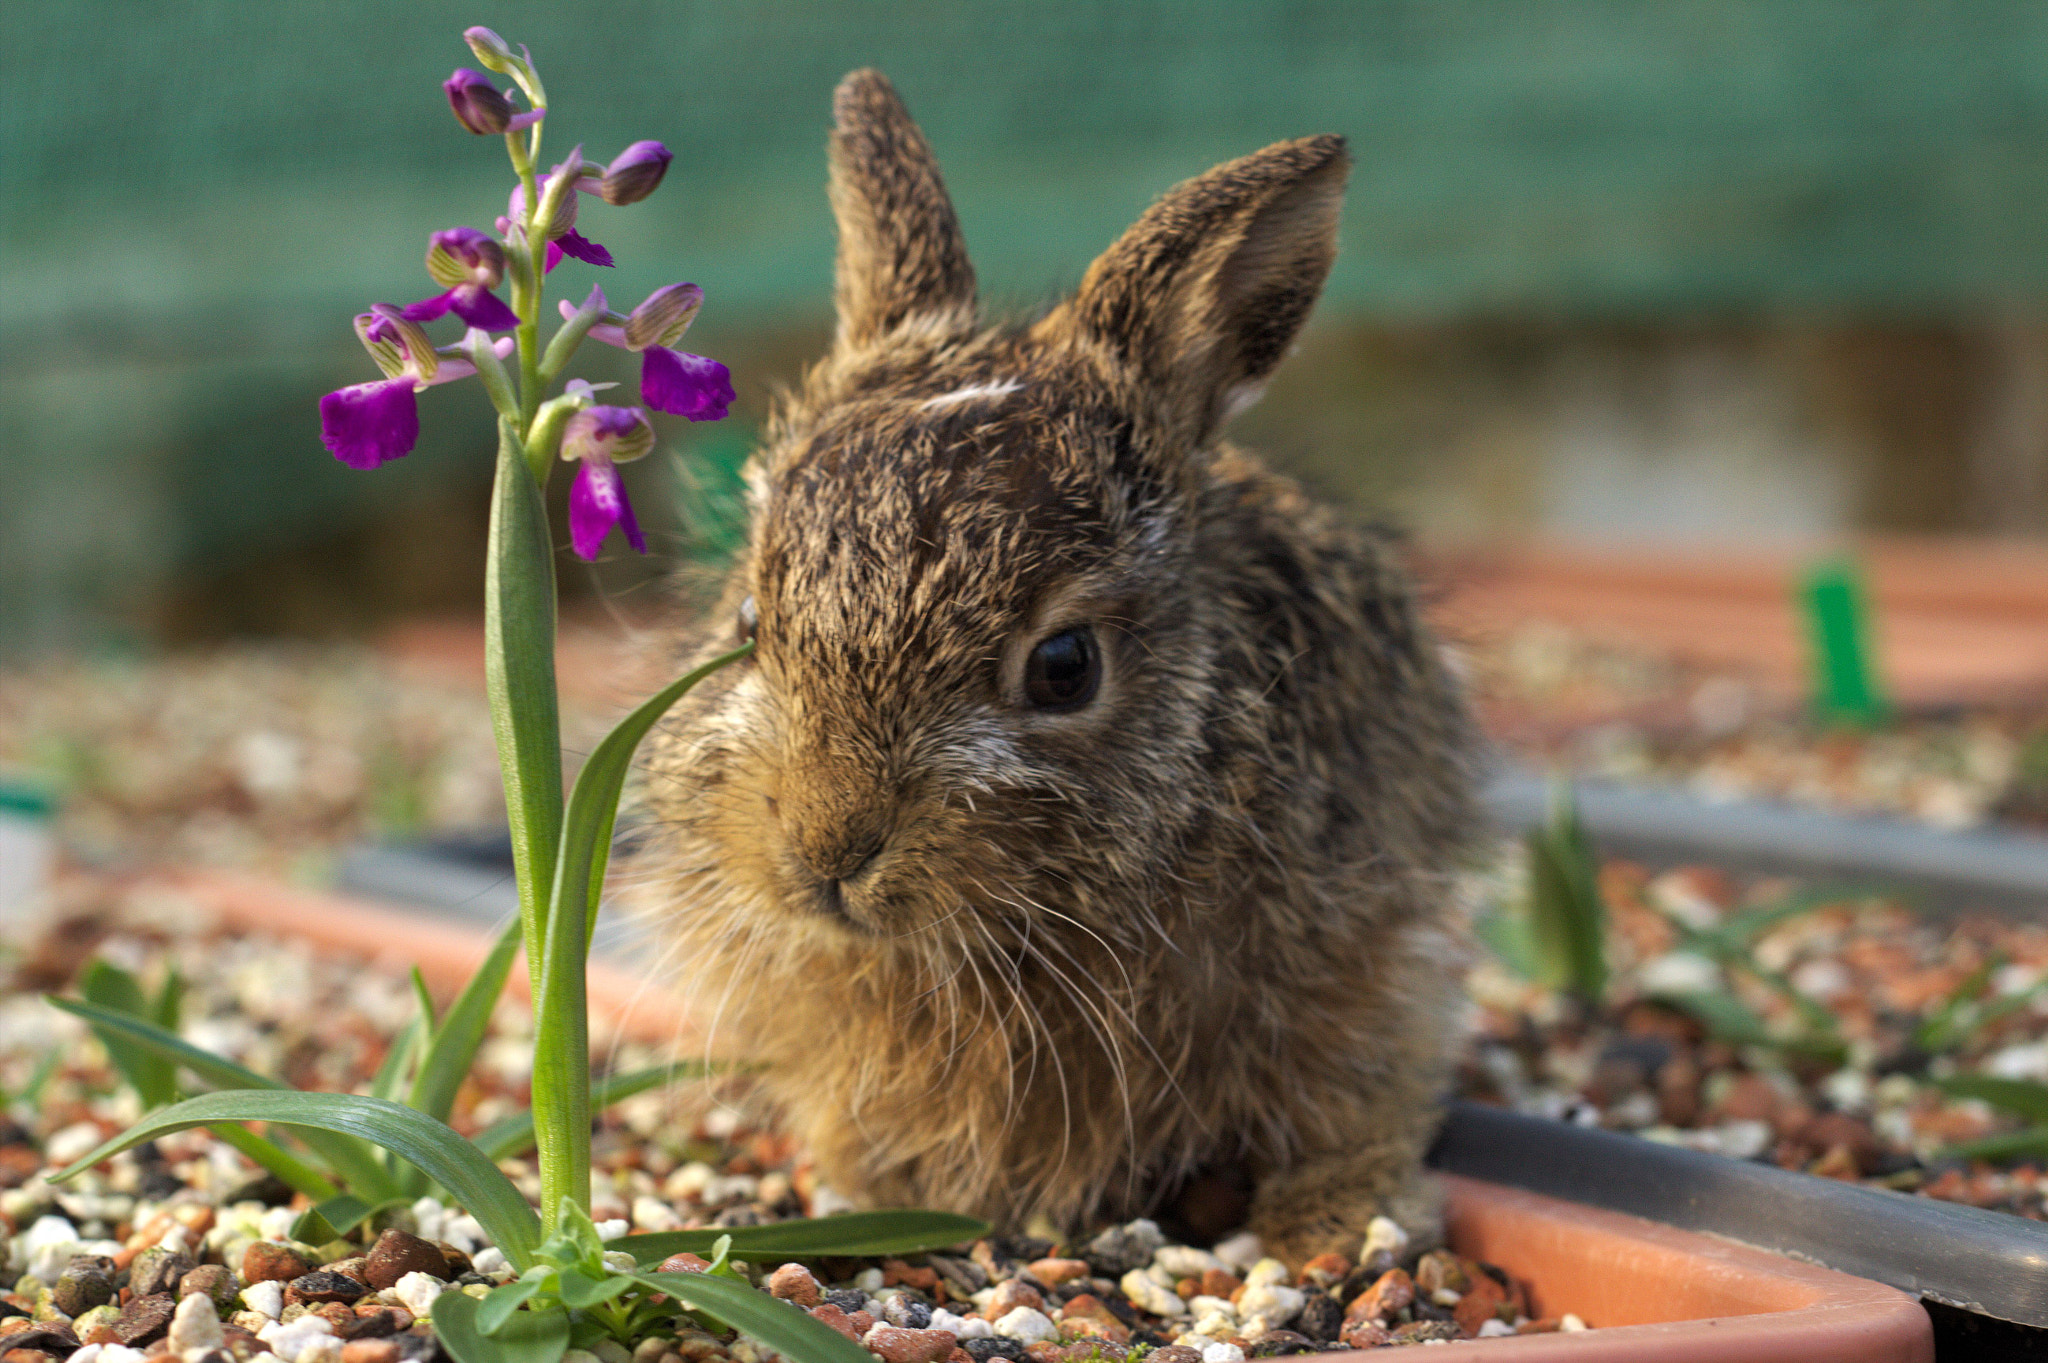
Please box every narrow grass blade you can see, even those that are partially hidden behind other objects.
[411,966,439,1043]
[408,919,522,1125]
[530,641,752,1224]
[1936,1074,2048,1126]
[152,968,184,1032]
[611,1210,989,1264]
[205,1122,338,1202]
[469,1062,721,1162]
[292,1194,372,1245]
[1947,1126,2048,1164]
[1524,783,1606,1002]
[46,997,399,1202]
[369,1017,425,1105]
[433,1289,569,1363]
[79,960,178,1108]
[17,1049,61,1108]
[46,1092,536,1265]
[629,1270,873,1363]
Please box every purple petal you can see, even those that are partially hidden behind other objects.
[587,322,629,349]
[319,379,419,469]
[641,347,734,421]
[568,459,643,559]
[545,240,563,273]
[507,107,545,132]
[400,291,457,323]
[449,285,521,331]
[556,229,614,268]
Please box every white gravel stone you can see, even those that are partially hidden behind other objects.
[258,1313,335,1362]
[1560,1313,1588,1332]
[1361,1215,1409,1261]
[854,1266,885,1292]
[298,1339,345,1363]
[1211,1232,1262,1273]
[603,1250,639,1273]
[993,1306,1058,1344]
[241,1279,285,1318]
[1237,1282,1304,1326]
[1120,1267,1188,1317]
[1191,1311,1237,1340]
[392,1269,446,1315]
[595,1218,630,1241]
[69,1348,149,1363]
[1187,1294,1237,1318]
[1240,1258,1291,1291]
[1154,1245,1224,1277]
[259,1207,298,1242]
[929,1308,975,1335]
[1201,1344,1245,1363]
[1477,1319,1515,1337]
[472,1247,509,1276]
[632,1195,683,1232]
[168,1291,225,1351]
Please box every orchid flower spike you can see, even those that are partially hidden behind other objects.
[402,228,520,330]
[443,69,541,136]
[504,155,612,271]
[571,283,734,421]
[559,401,656,559]
[600,141,673,205]
[319,307,511,469]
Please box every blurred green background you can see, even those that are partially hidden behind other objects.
[8,0,2048,655]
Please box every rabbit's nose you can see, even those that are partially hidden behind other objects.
[782,799,891,883]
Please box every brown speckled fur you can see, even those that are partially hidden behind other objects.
[631,70,1480,1262]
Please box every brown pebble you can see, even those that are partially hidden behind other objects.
[982,1279,1044,1321]
[287,1271,369,1305]
[865,1325,958,1363]
[1516,1317,1563,1334]
[179,1264,241,1315]
[363,1229,451,1290]
[1198,1267,1243,1299]
[1391,1319,1462,1343]
[767,1263,822,1306]
[659,1252,712,1274]
[1344,1267,1412,1323]
[127,1248,196,1299]
[336,1306,409,1340]
[807,1304,865,1342]
[883,1259,941,1292]
[947,1350,974,1363]
[4,1349,61,1363]
[436,1240,474,1278]
[240,1242,309,1286]
[1452,1275,1508,1336]
[1337,1319,1391,1349]
[111,1293,176,1346]
[0,1325,77,1355]
[1146,1349,1204,1363]
[341,1341,402,1363]
[1022,1344,1063,1363]
[1025,1258,1091,1286]
[1295,1254,1349,1290]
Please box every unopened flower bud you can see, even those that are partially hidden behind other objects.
[463,26,517,72]
[353,304,438,384]
[625,283,704,351]
[601,141,673,206]
[425,228,506,290]
[562,405,656,465]
[444,68,514,135]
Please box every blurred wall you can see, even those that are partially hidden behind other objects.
[7,0,2048,653]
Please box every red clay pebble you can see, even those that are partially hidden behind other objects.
[1025,1258,1091,1286]
[864,1325,958,1363]
[660,1253,713,1273]
[127,1248,195,1298]
[341,1341,401,1363]
[240,1242,308,1286]
[179,1264,241,1315]
[982,1280,1044,1320]
[807,1304,866,1342]
[364,1229,451,1290]
[1146,1349,1204,1363]
[1337,1320,1391,1349]
[1199,1267,1243,1299]
[1344,1267,1412,1323]
[947,1350,975,1363]
[883,1259,941,1292]
[288,1271,369,1305]
[768,1263,822,1306]
[1296,1253,1349,1289]
[1453,1275,1508,1336]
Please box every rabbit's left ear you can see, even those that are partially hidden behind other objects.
[1041,135,1348,439]
[828,69,977,349]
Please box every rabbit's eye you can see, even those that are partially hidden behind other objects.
[737,595,759,646]
[1024,627,1100,712]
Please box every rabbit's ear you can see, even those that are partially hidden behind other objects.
[828,69,977,349]
[1043,135,1348,437]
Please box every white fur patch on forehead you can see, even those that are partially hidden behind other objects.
[918,378,1024,411]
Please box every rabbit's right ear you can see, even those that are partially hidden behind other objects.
[827,70,977,349]
[1040,135,1349,442]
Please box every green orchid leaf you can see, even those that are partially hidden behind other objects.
[435,1287,569,1363]
[1651,989,1774,1048]
[407,919,522,1127]
[610,1210,990,1264]
[631,1271,872,1363]
[556,1265,635,1309]
[290,1194,415,1245]
[369,1017,425,1105]
[44,1090,541,1268]
[469,1062,721,1162]
[80,960,178,1109]
[1936,1074,2048,1127]
[205,1123,338,1203]
[1946,1126,2048,1164]
[1524,783,1606,1002]
[477,1275,547,1336]
[46,996,400,1202]
[1915,956,2003,1053]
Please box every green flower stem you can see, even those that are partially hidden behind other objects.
[483,418,564,1007]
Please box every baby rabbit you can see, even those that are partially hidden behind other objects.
[635,69,1480,1263]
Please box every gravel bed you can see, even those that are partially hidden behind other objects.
[1,881,1581,1360]
[1459,855,2048,1219]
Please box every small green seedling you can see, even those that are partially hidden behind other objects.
[1801,557,1888,727]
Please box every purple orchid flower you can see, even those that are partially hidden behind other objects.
[502,162,612,270]
[401,228,520,331]
[319,305,512,469]
[567,284,734,421]
[600,141,673,205]
[560,403,656,559]
[443,68,542,136]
